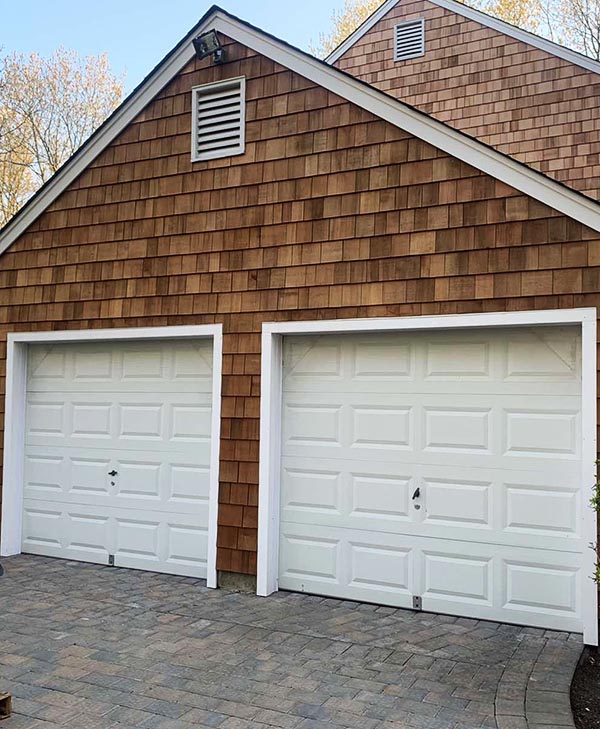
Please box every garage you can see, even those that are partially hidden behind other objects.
[16,333,219,579]
[274,321,590,634]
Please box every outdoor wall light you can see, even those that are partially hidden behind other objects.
[193,30,226,64]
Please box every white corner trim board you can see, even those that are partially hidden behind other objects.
[325,0,600,76]
[2,6,600,256]
[0,324,223,589]
[257,308,598,645]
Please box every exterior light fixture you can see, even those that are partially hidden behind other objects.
[193,30,226,64]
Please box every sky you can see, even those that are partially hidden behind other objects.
[3,0,342,92]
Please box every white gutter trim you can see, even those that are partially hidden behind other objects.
[2,7,600,258]
[326,0,600,76]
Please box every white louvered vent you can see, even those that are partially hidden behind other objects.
[191,77,246,161]
[394,19,425,61]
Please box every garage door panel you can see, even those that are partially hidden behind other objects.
[421,477,492,530]
[351,405,413,450]
[26,400,66,438]
[22,508,110,565]
[283,338,345,380]
[26,396,212,453]
[281,469,413,524]
[424,338,492,379]
[350,472,412,521]
[281,456,415,525]
[283,403,343,448]
[353,339,413,380]
[24,454,210,515]
[22,504,110,558]
[503,407,580,459]
[421,541,582,632]
[503,559,579,618]
[282,458,582,552]
[28,341,213,393]
[22,339,213,578]
[281,467,343,515]
[279,522,415,608]
[283,393,580,463]
[24,454,66,494]
[502,481,581,539]
[423,406,491,454]
[22,500,209,577]
[348,541,412,596]
[22,505,64,552]
[280,326,585,632]
[284,329,581,392]
[280,532,340,583]
[504,327,581,380]
[422,550,493,607]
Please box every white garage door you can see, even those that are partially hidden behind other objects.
[22,339,213,578]
[279,326,585,632]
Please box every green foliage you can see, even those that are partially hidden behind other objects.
[592,460,600,512]
[593,554,600,584]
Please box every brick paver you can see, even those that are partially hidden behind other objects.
[0,555,582,728]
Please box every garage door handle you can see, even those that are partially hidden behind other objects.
[108,470,118,477]
[412,487,420,500]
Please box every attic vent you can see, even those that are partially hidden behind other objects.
[191,77,246,161]
[394,19,425,61]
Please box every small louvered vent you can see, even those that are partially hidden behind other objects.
[191,77,245,161]
[394,19,425,61]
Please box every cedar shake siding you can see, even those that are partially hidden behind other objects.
[1,36,599,576]
[333,0,600,200]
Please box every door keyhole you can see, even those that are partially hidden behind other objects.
[412,487,421,510]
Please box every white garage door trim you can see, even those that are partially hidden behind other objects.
[257,308,598,645]
[0,324,223,588]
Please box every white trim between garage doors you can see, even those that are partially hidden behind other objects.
[257,308,598,645]
[0,324,223,589]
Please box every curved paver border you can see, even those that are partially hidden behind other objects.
[496,634,583,728]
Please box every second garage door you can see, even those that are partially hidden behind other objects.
[22,338,214,578]
[279,326,585,632]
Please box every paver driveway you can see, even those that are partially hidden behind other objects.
[0,555,582,729]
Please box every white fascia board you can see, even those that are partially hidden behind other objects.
[326,0,600,76]
[211,13,600,233]
[3,7,600,258]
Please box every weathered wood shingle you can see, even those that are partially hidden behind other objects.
[0,37,599,573]
[334,0,600,199]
